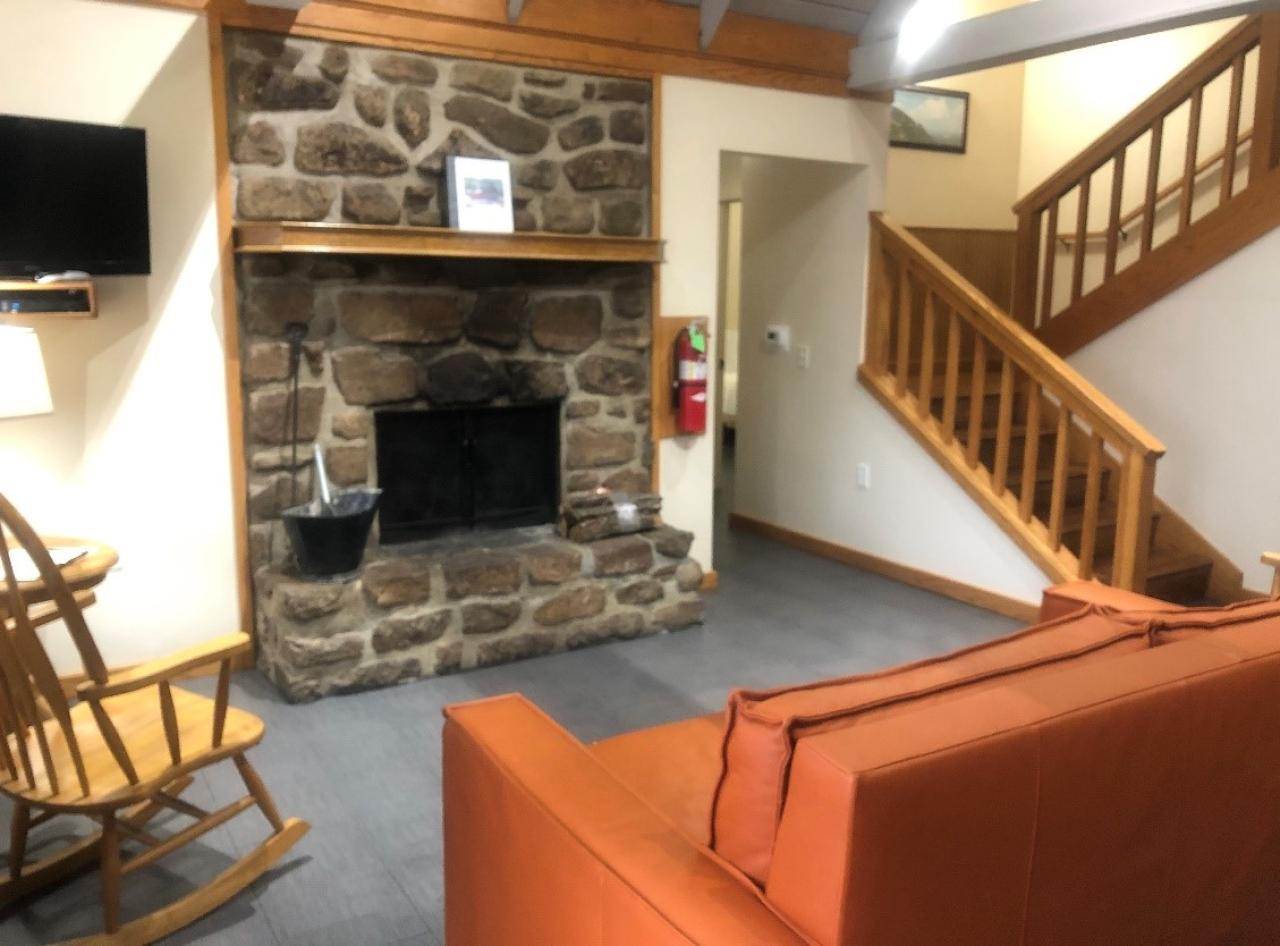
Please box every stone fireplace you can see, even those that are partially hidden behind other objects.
[225,31,704,701]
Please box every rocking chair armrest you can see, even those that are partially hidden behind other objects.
[77,632,251,700]
[4,589,97,633]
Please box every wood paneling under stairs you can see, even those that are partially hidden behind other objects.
[909,228,1017,312]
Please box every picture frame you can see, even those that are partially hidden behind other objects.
[445,156,515,233]
[890,86,970,155]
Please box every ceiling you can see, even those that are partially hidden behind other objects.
[665,0,883,37]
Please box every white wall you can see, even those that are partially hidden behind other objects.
[732,154,1050,602]
[1068,228,1280,592]
[0,0,239,672]
[660,76,1049,603]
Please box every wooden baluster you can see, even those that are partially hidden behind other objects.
[966,334,988,469]
[1111,448,1158,592]
[1141,118,1164,256]
[894,260,912,396]
[1179,86,1203,232]
[1012,208,1042,329]
[916,293,937,418]
[1251,13,1280,184]
[1104,150,1126,279]
[1077,433,1105,579]
[992,358,1017,495]
[1222,52,1246,203]
[940,308,961,443]
[1071,176,1091,303]
[1018,382,1043,522]
[1048,408,1072,550]
[1039,199,1059,326]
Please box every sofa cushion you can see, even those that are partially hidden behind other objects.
[590,713,724,846]
[710,605,1153,884]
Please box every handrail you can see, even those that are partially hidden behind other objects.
[1012,13,1278,335]
[1015,16,1262,215]
[874,215,1165,458]
[1060,128,1252,245]
[863,213,1164,591]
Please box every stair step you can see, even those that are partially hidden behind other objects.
[1059,506,1161,558]
[1097,549,1214,605]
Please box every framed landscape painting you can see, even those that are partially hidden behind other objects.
[891,86,970,154]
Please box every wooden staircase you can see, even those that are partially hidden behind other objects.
[862,215,1236,605]
[1012,14,1280,355]
[939,375,1215,602]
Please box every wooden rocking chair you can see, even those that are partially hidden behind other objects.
[0,492,308,944]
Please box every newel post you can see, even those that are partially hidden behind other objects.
[1011,208,1041,330]
[864,217,890,374]
[1110,448,1158,592]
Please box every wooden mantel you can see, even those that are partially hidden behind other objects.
[233,222,665,265]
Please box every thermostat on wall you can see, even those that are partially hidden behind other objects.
[764,324,791,353]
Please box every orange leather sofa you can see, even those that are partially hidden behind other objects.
[443,581,1280,945]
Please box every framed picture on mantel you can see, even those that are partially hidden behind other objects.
[890,86,970,155]
[445,156,515,233]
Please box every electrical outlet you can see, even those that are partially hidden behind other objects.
[797,345,812,369]
[856,462,872,490]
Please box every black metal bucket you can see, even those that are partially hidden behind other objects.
[282,488,381,579]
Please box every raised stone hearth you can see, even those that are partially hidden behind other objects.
[258,526,703,702]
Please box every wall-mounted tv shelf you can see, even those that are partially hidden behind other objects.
[0,280,97,322]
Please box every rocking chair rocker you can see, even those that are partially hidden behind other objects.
[0,492,308,944]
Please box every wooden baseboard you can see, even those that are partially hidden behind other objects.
[728,513,1040,623]
[700,570,720,592]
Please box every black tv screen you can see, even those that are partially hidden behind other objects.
[0,115,151,277]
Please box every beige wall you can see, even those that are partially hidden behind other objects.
[885,0,1026,230]
[0,0,240,672]
[1017,18,1243,198]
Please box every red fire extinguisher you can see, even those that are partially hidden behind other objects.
[672,324,709,435]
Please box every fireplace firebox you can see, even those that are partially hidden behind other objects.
[374,403,561,544]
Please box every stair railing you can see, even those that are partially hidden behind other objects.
[1011,14,1280,351]
[862,214,1166,590]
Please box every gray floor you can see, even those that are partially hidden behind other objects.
[0,519,1018,944]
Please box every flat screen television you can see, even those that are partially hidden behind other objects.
[0,115,151,277]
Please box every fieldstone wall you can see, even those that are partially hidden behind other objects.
[258,529,704,702]
[225,30,652,236]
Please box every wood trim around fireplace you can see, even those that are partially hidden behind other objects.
[207,9,257,670]
[233,223,664,264]
[135,0,856,99]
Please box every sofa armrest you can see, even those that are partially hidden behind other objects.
[1039,579,1180,622]
[443,694,809,946]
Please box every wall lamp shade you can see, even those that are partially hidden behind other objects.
[0,326,54,419]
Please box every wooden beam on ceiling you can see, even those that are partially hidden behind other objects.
[700,0,732,48]
[850,0,1280,91]
[507,0,525,23]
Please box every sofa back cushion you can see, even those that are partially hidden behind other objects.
[764,622,1280,946]
[710,606,1152,884]
[1117,595,1280,641]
